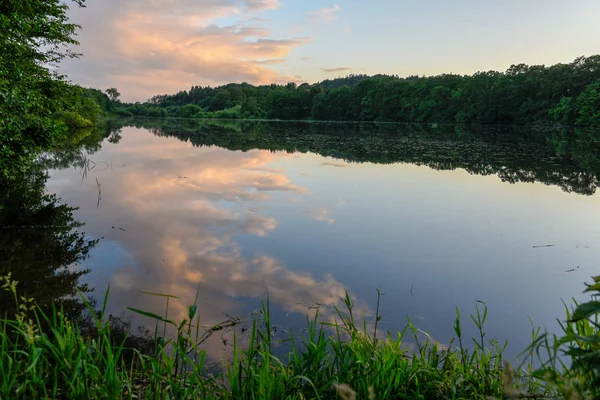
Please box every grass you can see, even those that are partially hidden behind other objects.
[0,273,598,399]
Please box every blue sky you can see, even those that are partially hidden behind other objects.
[63,0,600,101]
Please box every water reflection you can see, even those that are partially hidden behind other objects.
[125,118,600,195]
[45,127,369,361]
[0,166,97,321]
[42,119,600,359]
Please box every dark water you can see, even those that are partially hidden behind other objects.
[9,119,600,360]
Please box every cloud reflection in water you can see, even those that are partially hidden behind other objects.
[49,127,368,358]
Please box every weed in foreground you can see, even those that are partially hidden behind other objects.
[1,273,598,399]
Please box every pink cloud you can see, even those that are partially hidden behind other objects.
[62,0,309,101]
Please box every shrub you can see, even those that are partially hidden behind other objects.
[115,108,134,117]
[54,111,94,129]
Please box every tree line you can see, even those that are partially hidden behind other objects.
[118,56,600,126]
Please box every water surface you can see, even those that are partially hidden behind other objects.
[43,120,600,358]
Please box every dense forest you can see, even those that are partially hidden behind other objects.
[118,56,600,126]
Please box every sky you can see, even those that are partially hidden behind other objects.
[62,0,600,102]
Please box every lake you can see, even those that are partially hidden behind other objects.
[37,119,600,359]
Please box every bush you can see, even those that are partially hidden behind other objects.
[114,108,134,117]
[144,107,168,118]
[212,105,242,119]
[195,105,243,119]
[76,96,103,124]
[575,81,600,126]
[178,104,203,118]
[54,111,94,129]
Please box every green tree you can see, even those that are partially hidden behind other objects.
[104,87,121,112]
[54,85,104,129]
[548,96,575,125]
[265,86,313,120]
[127,55,600,127]
[311,93,330,120]
[575,81,600,126]
[208,90,232,111]
[0,0,87,176]
[105,87,121,102]
[241,97,261,117]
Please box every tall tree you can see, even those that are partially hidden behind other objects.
[0,0,86,176]
[105,87,121,102]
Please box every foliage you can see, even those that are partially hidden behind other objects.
[549,96,575,125]
[528,277,600,400]
[54,111,94,129]
[575,80,600,126]
[0,0,112,178]
[0,0,80,174]
[2,267,597,399]
[53,86,109,128]
[114,108,134,117]
[0,276,543,400]
[104,87,122,112]
[179,104,204,118]
[81,87,112,112]
[105,87,121,102]
[130,55,600,126]
[74,87,105,123]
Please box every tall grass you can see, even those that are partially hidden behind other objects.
[524,275,600,400]
[1,272,598,399]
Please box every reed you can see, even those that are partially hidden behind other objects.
[0,272,598,399]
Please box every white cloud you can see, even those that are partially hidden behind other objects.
[308,4,341,22]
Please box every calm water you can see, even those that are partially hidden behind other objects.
[39,120,600,358]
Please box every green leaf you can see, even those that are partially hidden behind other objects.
[188,305,198,320]
[126,307,176,325]
[139,291,179,299]
[577,334,600,345]
[569,301,600,321]
[585,282,600,292]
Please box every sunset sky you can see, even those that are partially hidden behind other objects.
[63,0,600,102]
